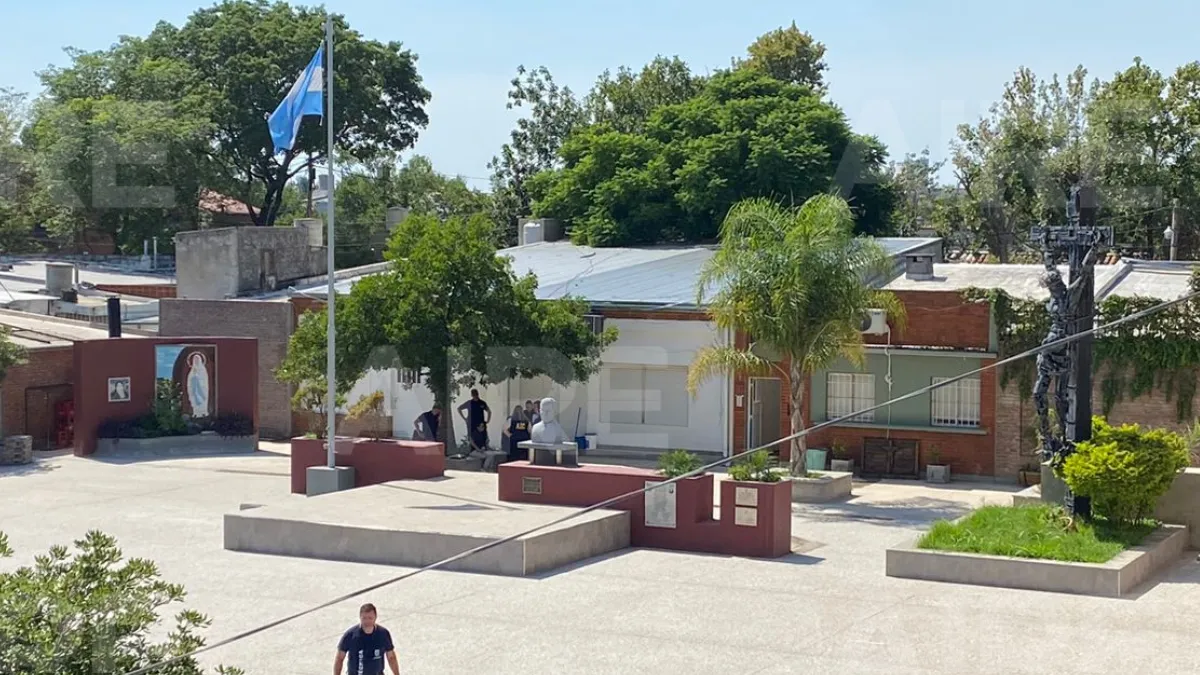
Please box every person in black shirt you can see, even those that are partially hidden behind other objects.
[334,603,398,675]
[457,389,491,453]
[503,405,531,461]
[412,405,440,442]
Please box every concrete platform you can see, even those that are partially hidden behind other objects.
[223,473,630,576]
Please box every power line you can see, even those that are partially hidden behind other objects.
[123,286,1200,675]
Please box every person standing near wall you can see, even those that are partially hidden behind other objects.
[457,389,491,454]
[503,405,531,461]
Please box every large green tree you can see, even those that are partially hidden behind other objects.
[35,0,429,238]
[0,530,240,674]
[0,88,44,252]
[531,69,895,246]
[687,195,904,475]
[281,212,616,447]
[735,22,828,92]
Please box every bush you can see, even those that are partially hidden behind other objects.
[1061,416,1189,524]
[657,449,704,478]
[0,530,241,674]
[210,412,255,438]
[153,379,188,436]
[347,391,388,440]
[728,449,784,483]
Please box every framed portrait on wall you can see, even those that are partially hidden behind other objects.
[107,377,131,403]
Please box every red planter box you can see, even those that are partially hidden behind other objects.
[290,437,445,494]
[498,462,792,559]
[718,479,793,558]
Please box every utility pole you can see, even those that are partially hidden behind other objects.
[1030,186,1112,518]
[306,159,316,218]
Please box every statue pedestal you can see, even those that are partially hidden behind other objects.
[519,440,579,468]
[1040,461,1068,506]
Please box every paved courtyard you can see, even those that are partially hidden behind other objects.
[3,446,1200,674]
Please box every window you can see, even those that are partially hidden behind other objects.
[398,368,419,386]
[826,373,875,422]
[930,377,981,427]
[601,366,690,427]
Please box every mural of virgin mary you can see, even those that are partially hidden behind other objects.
[186,352,211,418]
[162,344,217,418]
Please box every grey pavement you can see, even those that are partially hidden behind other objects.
[2,445,1199,674]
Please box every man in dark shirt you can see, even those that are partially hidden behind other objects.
[335,603,398,675]
[457,388,491,453]
[413,405,441,442]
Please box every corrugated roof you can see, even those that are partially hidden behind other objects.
[291,236,945,307]
[0,260,171,300]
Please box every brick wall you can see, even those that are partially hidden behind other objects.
[1,346,74,445]
[158,299,294,438]
[994,367,1200,478]
[93,283,177,299]
[864,290,991,350]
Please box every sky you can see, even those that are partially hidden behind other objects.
[4,0,1200,188]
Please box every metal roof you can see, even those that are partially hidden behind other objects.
[288,237,946,307]
[0,309,140,348]
[885,259,1196,301]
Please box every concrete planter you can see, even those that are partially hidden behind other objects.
[830,458,854,473]
[1,435,33,465]
[925,464,951,483]
[887,524,1188,598]
[290,436,445,493]
[95,434,257,457]
[790,470,853,503]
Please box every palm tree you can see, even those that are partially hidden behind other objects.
[688,195,905,476]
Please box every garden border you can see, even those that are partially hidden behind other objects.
[886,524,1188,597]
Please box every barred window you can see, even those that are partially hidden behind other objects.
[930,377,981,427]
[827,373,875,422]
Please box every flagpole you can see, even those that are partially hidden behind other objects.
[324,14,337,468]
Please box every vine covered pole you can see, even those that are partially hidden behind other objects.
[1068,187,1098,451]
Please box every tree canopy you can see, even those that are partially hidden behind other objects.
[687,195,904,475]
[529,69,894,246]
[735,22,828,92]
[27,0,429,250]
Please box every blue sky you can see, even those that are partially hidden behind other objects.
[4,0,1198,187]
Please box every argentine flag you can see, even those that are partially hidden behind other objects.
[268,44,325,153]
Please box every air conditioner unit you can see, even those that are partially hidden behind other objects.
[583,314,605,335]
[860,309,889,335]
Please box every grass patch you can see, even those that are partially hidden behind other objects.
[917,504,1157,564]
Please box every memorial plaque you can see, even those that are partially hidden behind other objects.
[734,506,758,527]
[521,476,543,495]
[644,481,677,529]
[734,486,758,507]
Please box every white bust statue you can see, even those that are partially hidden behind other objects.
[530,397,568,444]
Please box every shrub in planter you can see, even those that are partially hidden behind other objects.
[658,449,705,478]
[153,380,188,437]
[210,413,255,438]
[830,440,853,472]
[348,391,388,440]
[1061,416,1189,524]
[728,450,784,483]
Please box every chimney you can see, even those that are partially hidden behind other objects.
[905,254,935,281]
[106,297,121,338]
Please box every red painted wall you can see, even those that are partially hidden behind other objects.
[72,337,259,455]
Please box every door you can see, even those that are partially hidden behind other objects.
[747,377,782,452]
[25,385,73,451]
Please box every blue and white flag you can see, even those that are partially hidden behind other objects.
[267,44,325,153]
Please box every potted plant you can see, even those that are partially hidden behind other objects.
[925,445,950,483]
[658,449,705,478]
[829,440,853,473]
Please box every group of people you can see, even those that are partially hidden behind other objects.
[411,392,544,462]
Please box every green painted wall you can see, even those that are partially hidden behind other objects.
[809,352,984,428]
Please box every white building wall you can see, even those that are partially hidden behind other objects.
[341,317,730,455]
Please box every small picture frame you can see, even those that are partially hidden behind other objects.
[107,377,131,403]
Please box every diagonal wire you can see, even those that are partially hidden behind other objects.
[123,286,1200,675]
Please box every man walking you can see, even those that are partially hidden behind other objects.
[457,388,491,455]
[334,603,398,675]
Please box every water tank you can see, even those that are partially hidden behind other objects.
[294,218,323,247]
[45,262,75,295]
[523,221,544,245]
[386,206,410,230]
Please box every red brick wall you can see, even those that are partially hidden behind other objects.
[995,367,1200,478]
[864,290,991,350]
[1,346,74,438]
[72,337,259,455]
[93,283,177,299]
